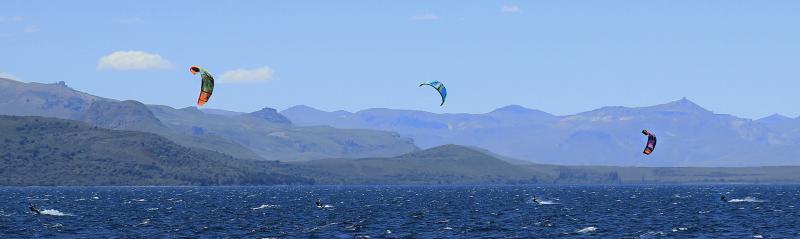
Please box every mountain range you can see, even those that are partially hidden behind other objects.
[4,77,800,168]
[4,115,797,186]
[282,98,800,167]
[0,78,417,162]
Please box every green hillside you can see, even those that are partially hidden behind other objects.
[148,105,418,161]
[295,144,800,185]
[2,115,798,186]
[0,116,312,186]
[294,145,541,184]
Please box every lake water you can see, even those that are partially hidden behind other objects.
[1,185,798,238]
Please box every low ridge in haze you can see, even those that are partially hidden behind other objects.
[283,98,800,167]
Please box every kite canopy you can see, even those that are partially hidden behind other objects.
[419,81,447,106]
[642,130,657,155]
[189,66,215,106]
[189,66,201,75]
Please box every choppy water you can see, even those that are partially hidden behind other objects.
[1,185,799,238]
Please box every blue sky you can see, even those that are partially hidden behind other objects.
[1,1,799,119]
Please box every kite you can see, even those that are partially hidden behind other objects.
[189,66,215,106]
[642,129,657,155]
[419,81,447,106]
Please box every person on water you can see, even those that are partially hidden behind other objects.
[720,195,727,202]
[316,198,323,208]
[532,196,539,204]
[29,203,41,214]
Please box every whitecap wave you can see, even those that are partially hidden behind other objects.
[577,226,597,233]
[251,204,278,210]
[673,194,691,198]
[40,209,70,216]
[728,197,766,203]
[640,231,665,237]
[538,200,560,205]
[308,222,338,232]
[530,197,559,205]
[137,219,150,226]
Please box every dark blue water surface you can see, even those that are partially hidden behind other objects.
[1,185,799,238]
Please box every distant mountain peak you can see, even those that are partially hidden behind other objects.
[245,107,293,125]
[645,97,711,114]
[670,97,701,107]
[281,105,330,115]
[757,113,793,124]
[492,105,529,113]
[285,105,317,111]
[494,104,527,111]
[764,113,790,120]
[490,105,553,117]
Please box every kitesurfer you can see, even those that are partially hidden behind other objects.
[189,65,215,106]
[419,81,447,106]
[720,195,727,202]
[642,129,657,155]
[29,203,41,214]
[316,198,323,208]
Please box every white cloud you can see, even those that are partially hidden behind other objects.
[220,66,274,83]
[501,5,520,13]
[411,14,440,21]
[23,25,38,33]
[97,51,172,70]
[0,72,20,81]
